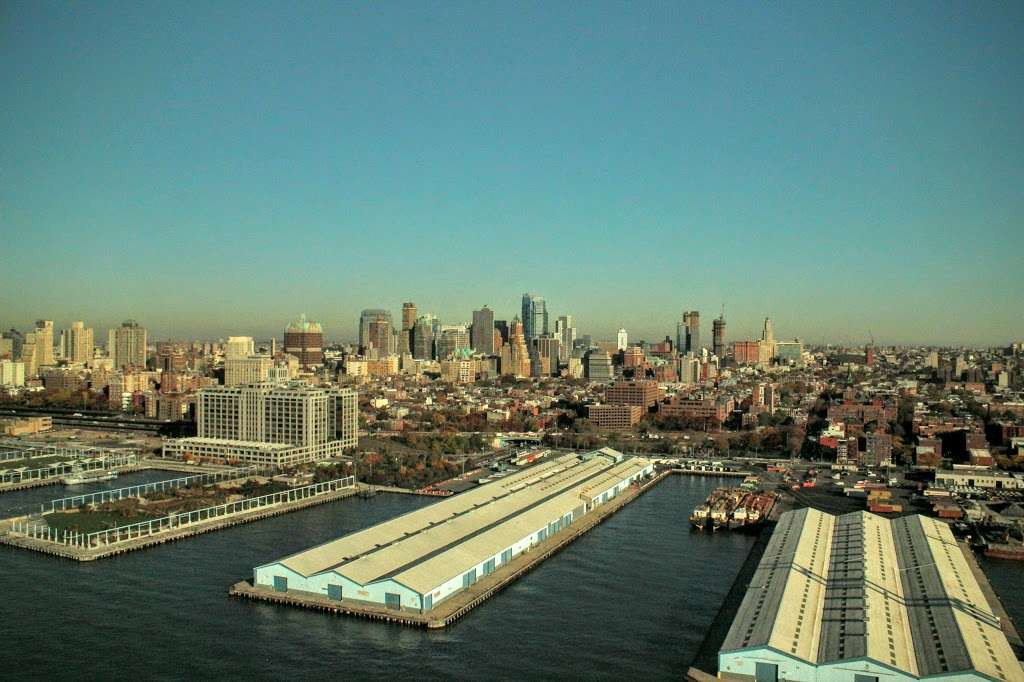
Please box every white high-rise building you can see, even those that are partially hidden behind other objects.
[163,382,358,466]
[616,328,628,351]
[556,315,576,362]
[225,336,256,360]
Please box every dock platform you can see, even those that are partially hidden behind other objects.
[229,469,672,628]
[0,485,359,561]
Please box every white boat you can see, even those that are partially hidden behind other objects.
[61,468,118,485]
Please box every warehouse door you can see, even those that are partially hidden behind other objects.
[754,663,777,682]
[463,568,477,587]
[385,592,401,610]
[327,584,342,601]
[483,558,495,575]
[273,576,288,593]
[501,549,512,564]
[423,594,433,611]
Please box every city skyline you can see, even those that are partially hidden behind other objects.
[3,3,1022,346]
[0,297,1018,349]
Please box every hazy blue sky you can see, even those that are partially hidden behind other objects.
[2,1,1022,346]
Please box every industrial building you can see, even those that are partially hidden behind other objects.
[253,450,654,612]
[935,467,1023,491]
[719,508,1023,682]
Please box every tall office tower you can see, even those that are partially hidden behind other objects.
[616,328,628,351]
[412,315,435,360]
[521,293,548,340]
[712,314,726,359]
[165,382,358,466]
[436,325,471,360]
[531,336,560,376]
[111,320,147,370]
[401,302,417,333]
[20,333,39,377]
[400,302,417,354]
[500,317,531,377]
[3,329,25,358]
[225,336,255,360]
[283,314,324,369]
[494,320,509,344]
[62,321,94,363]
[679,311,700,353]
[34,320,55,366]
[758,316,776,366]
[0,337,12,360]
[470,306,495,354]
[358,309,394,354]
[556,315,576,362]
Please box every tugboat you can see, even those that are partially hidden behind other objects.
[689,503,711,530]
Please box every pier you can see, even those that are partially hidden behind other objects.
[229,468,673,628]
[0,477,357,561]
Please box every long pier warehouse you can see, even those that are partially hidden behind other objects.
[253,449,654,613]
[718,508,1024,682]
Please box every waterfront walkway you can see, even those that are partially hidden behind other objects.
[0,483,359,561]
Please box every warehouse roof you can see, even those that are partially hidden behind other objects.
[262,451,652,594]
[722,509,1022,680]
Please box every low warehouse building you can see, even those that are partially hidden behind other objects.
[253,449,653,613]
[719,508,1023,682]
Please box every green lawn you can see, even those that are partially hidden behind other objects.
[44,510,157,534]
[0,455,66,471]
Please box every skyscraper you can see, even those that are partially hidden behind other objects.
[556,315,576,363]
[436,325,471,360]
[34,320,55,367]
[401,302,417,333]
[494,320,509,344]
[412,315,435,360]
[521,293,548,340]
[616,328,628,351]
[471,306,495,354]
[680,311,700,354]
[283,314,324,369]
[758,317,776,366]
[62,321,94,363]
[400,302,417,354]
[712,314,726,359]
[359,309,394,354]
[500,317,531,377]
[111,320,148,370]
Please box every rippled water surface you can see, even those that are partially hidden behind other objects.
[3,475,1020,679]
